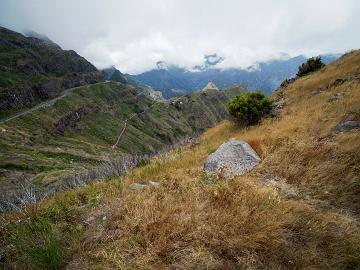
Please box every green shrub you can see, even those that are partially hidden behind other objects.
[227,92,272,125]
[2,217,64,269]
[296,56,325,77]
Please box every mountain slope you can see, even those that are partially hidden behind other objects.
[104,66,164,100]
[131,54,338,98]
[0,82,245,197]
[0,26,104,117]
[2,50,359,269]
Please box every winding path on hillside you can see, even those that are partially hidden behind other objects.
[0,81,109,125]
[0,79,159,149]
[111,97,158,149]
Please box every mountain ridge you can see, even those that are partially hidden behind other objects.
[0,26,104,118]
[130,54,338,98]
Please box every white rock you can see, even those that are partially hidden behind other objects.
[148,181,160,188]
[129,183,149,191]
[204,139,261,177]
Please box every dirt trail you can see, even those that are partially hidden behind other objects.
[0,81,109,125]
[111,100,158,149]
[0,80,157,150]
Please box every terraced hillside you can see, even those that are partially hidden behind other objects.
[0,82,245,196]
[1,50,359,269]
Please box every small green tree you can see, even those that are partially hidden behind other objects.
[296,56,325,77]
[227,92,272,125]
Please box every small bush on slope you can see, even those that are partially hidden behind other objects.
[296,56,325,77]
[227,92,272,125]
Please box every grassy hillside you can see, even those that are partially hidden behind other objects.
[1,50,359,269]
[0,82,245,196]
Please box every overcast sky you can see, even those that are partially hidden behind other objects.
[1,0,359,74]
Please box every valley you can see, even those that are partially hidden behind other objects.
[0,9,359,268]
[0,79,244,200]
[1,48,359,269]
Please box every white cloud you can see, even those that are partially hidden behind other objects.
[0,0,359,73]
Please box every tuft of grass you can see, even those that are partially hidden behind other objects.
[88,192,102,206]
[1,217,64,270]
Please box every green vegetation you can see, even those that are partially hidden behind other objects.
[0,82,245,195]
[1,50,360,270]
[227,92,272,125]
[0,181,121,269]
[2,218,64,269]
[296,56,325,77]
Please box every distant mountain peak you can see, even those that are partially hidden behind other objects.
[156,61,168,70]
[193,54,224,71]
[202,81,219,92]
[204,54,224,67]
[133,53,339,99]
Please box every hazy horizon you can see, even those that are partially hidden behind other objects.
[1,0,359,74]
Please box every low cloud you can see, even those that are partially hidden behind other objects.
[1,0,359,74]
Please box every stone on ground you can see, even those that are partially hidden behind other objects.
[335,120,360,133]
[204,139,261,178]
[129,183,149,191]
[149,181,160,188]
[129,181,160,191]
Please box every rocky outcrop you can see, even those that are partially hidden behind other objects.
[52,106,89,135]
[0,73,103,111]
[335,120,360,133]
[270,89,287,116]
[280,78,296,88]
[204,139,261,177]
[201,82,219,92]
[310,75,360,96]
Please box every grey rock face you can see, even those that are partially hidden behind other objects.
[0,73,103,111]
[204,139,261,177]
[335,121,360,133]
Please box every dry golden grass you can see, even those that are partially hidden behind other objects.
[77,51,360,269]
[2,51,360,269]
[82,120,360,269]
[246,138,263,157]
